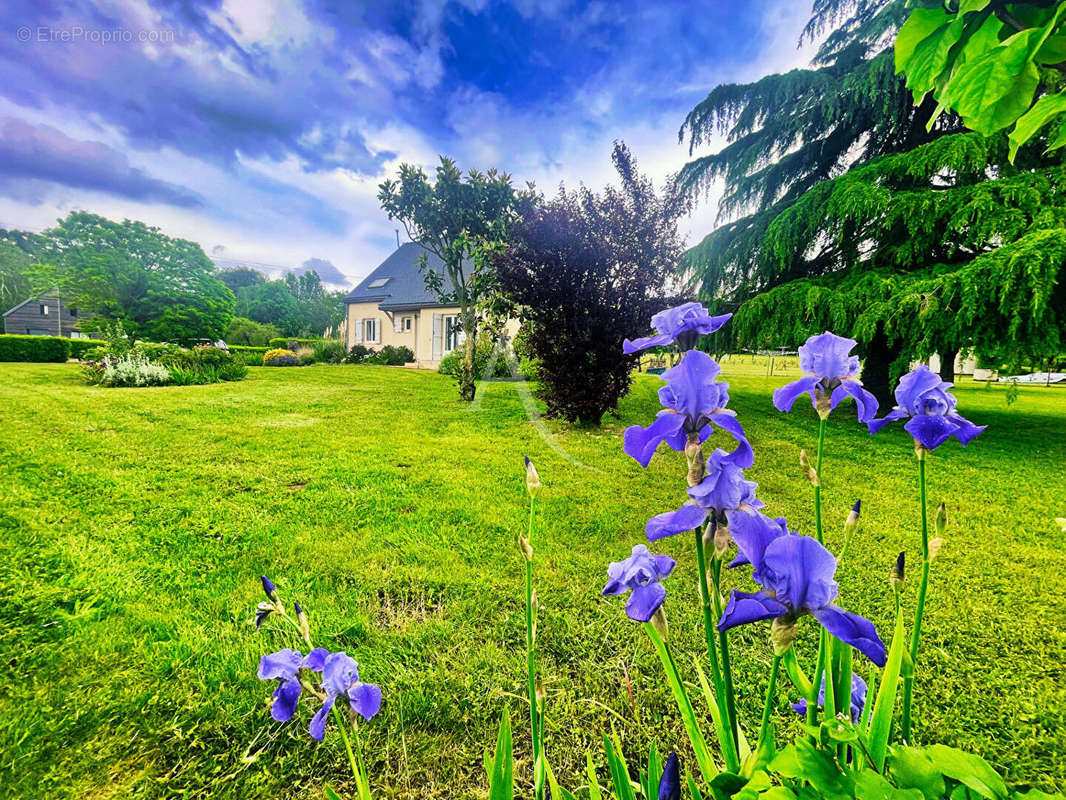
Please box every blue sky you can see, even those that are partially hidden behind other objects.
[0,0,812,286]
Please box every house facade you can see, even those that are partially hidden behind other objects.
[3,292,93,337]
[344,243,517,369]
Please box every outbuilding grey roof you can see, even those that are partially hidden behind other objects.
[344,242,459,310]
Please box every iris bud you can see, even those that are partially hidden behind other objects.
[524,456,541,498]
[685,439,704,486]
[800,449,819,486]
[844,500,861,534]
[770,617,797,654]
[651,606,669,639]
[928,537,944,562]
[294,601,311,646]
[260,575,278,602]
[518,534,534,562]
[535,676,546,709]
[890,551,905,590]
[935,502,947,538]
[713,521,732,559]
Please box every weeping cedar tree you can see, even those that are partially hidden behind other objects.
[677,0,1060,401]
[494,143,688,424]
[378,157,520,402]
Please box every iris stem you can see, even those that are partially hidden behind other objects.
[806,629,828,737]
[331,704,363,786]
[901,453,929,743]
[710,556,739,751]
[524,495,543,799]
[814,416,827,543]
[756,655,782,764]
[694,527,737,769]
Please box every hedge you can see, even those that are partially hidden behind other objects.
[0,334,73,362]
[268,337,323,350]
[68,339,108,359]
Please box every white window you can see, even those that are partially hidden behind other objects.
[402,316,413,331]
[364,318,379,343]
[368,277,390,289]
[444,315,463,354]
[40,304,49,316]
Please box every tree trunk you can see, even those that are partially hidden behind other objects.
[459,307,478,402]
[938,347,958,384]
[861,327,901,410]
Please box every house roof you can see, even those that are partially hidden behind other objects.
[3,289,61,317]
[344,242,457,311]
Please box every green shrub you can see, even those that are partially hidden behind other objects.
[225,317,279,347]
[268,337,321,350]
[133,341,189,367]
[263,348,299,366]
[0,335,70,362]
[346,344,371,363]
[312,339,347,364]
[438,338,514,380]
[379,345,414,365]
[227,346,269,366]
[67,339,108,359]
[192,344,232,367]
[96,353,172,387]
[298,351,315,366]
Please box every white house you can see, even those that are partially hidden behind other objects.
[343,242,517,369]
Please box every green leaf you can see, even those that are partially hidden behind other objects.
[854,770,926,800]
[939,30,1042,135]
[1008,93,1066,160]
[896,8,951,76]
[644,625,718,783]
[924,744,1007,800]
[586,752,603,800]
[603,733,637,800]
[324,787,345,800]
[868,611,906,771]
[645,742,662,800]
[888,746,947,800]
[488,711,514,800]
[769,740,853,800]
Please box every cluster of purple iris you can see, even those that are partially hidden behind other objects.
[255,577,382,741]
[606,306,985,670]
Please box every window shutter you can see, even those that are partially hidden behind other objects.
[393,316,402,334]
[353,319,362,344]
[432,313,443,360]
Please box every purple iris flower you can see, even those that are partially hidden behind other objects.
[623,302,732,354]
[717,515,887,666]
[646,448,763,541]
[773,332,878,422]
[603,544,676,622]
[305,650,383,741]
[792,674,868,722]
[658,752,681,800]
[867,365,985,450]
[624,350,753,468]
[257,648,310,722]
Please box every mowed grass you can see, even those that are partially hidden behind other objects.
[1,361,1065,799]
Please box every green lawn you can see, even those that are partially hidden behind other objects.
[1,362,1064,799]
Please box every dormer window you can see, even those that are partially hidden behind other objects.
[368,278,390,289]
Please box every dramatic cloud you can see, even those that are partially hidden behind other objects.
[0,117,202,207]
[0,0,815,284]
[293,257,348,286]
